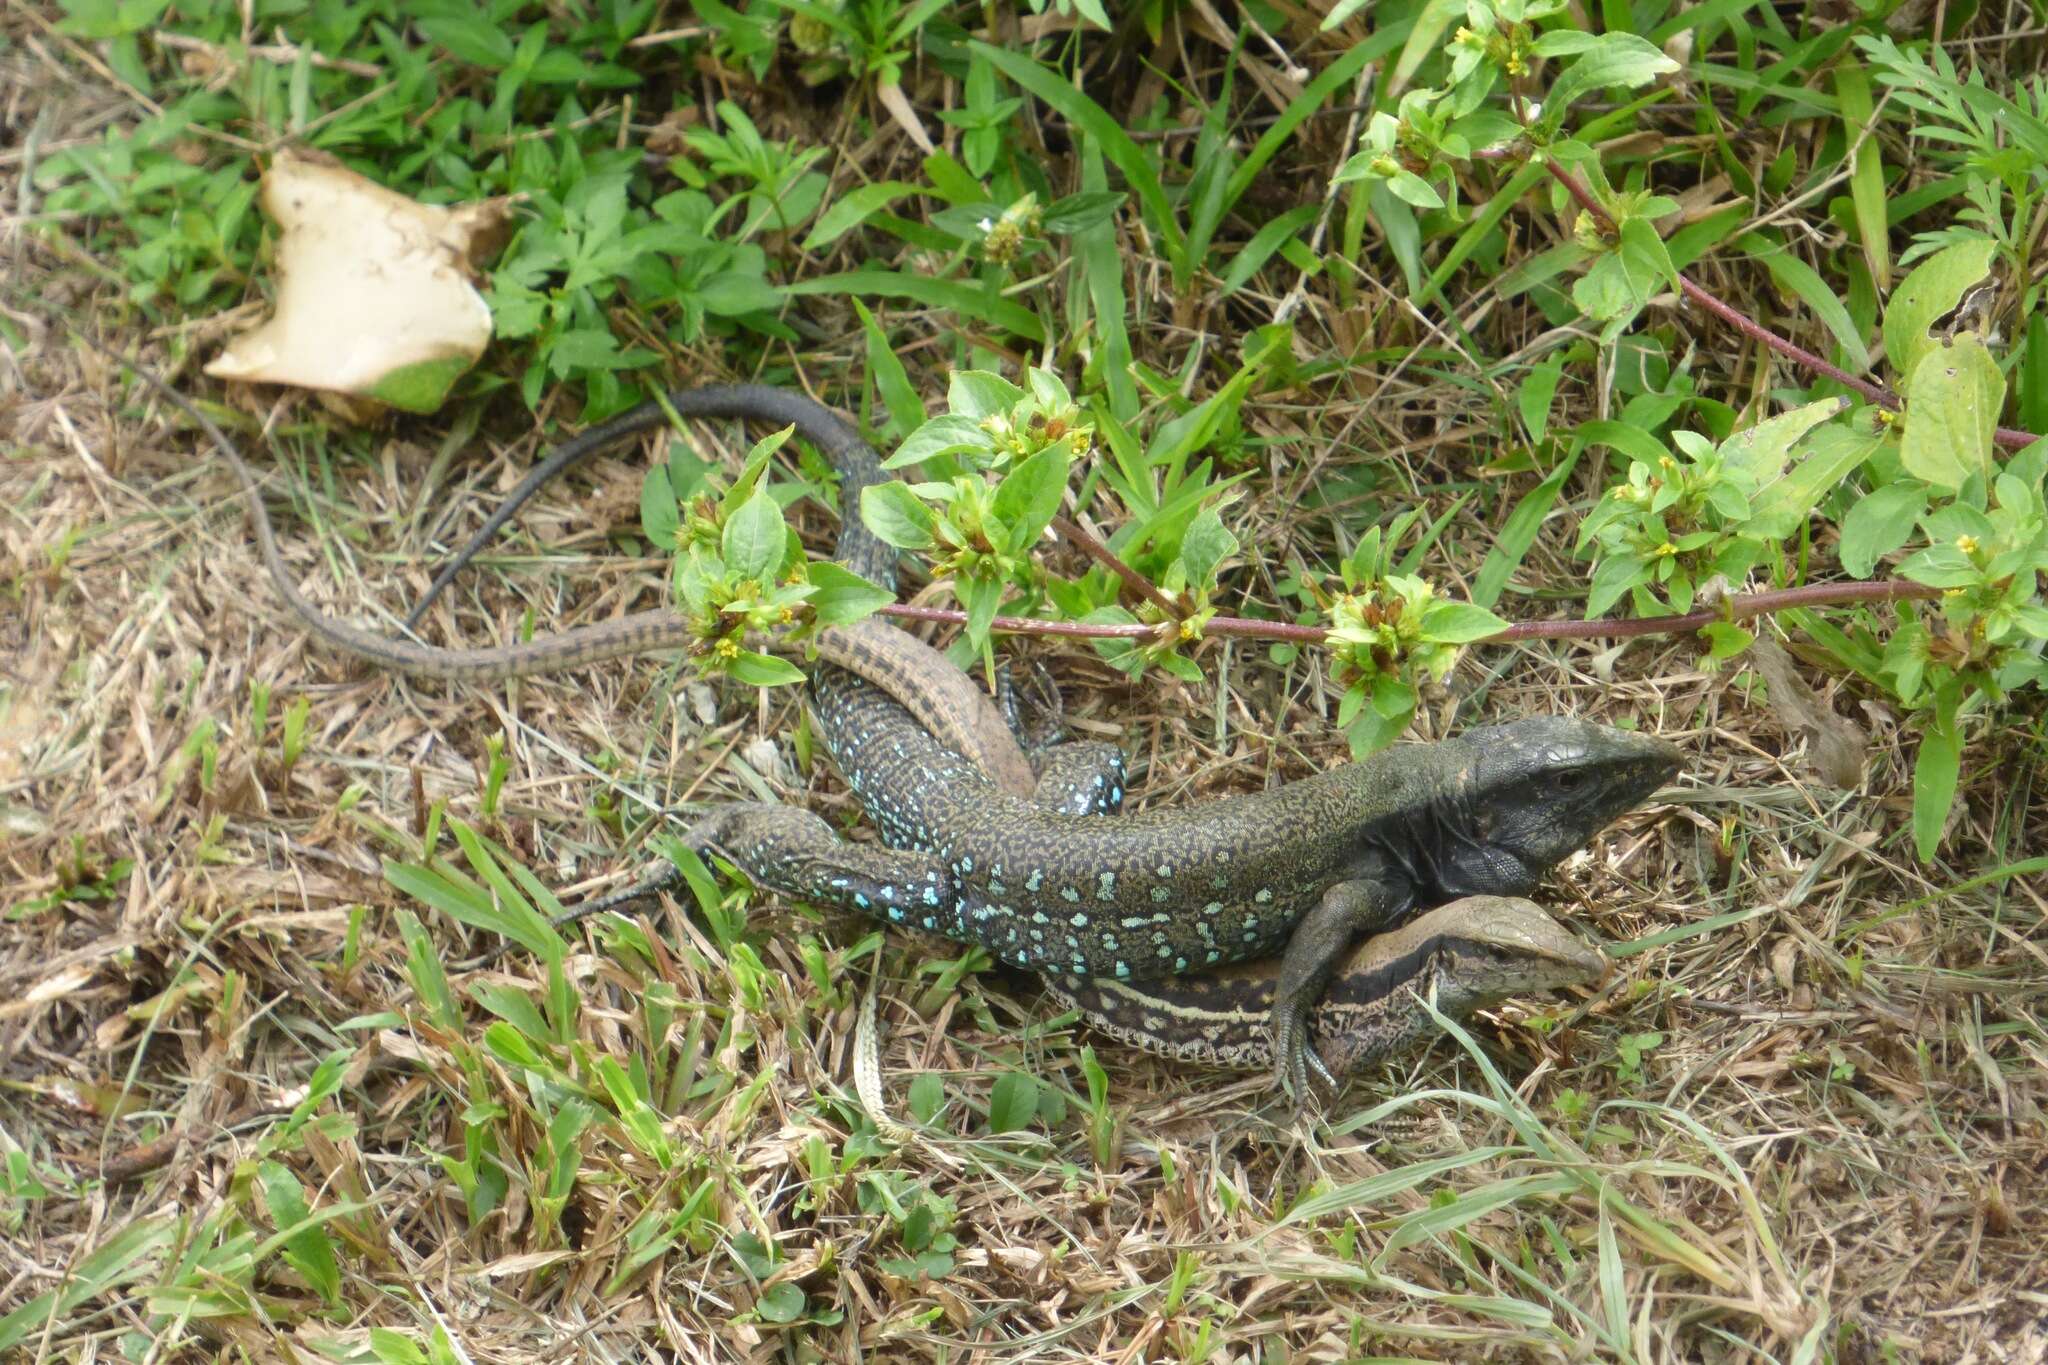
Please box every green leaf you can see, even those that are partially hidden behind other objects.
[1838,482,1927,576]
[641,467,681,551]
[1738,234,1871,374]
[1587,553,1654,616]
[1418,600,1509,644]
[1833,64,1890,291]
[887,414,995,470]
[1178,506,1238,589]
[1042,190,1126,234]
[1883,237,1998,384]
[802,180,921,250]
[728,651,806,687]
[861,481,937,549]
[1542,34,1679,127]
[854,299,925,439]
[416,11,517,67]
[787,271,1045,343]
[958,573,1003,652]
[260,1161,342,1306]
[807,561,895,625]
[907,1072,945,1126]
[970,42,1184,262]
[1219,203,1318,296]
[989,441,1071,554]
[1900,334,2003,491]
[755,1282,807,1324]
[1698,622,1753,662]
[1384,169,1445,210]
[1912,709,1961,861]
[722,489,786,582]
[986,1072,1041,1134]
[948,370,1026,419]
[1747,421,1879,538]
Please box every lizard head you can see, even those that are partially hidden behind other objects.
[1421,717,1681,899]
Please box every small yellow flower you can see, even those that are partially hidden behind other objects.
[715,637,740,659]
[1955,535,1980,555]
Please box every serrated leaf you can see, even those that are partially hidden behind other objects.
[1883,237,1998,383]
[722,489,786,583]
[807,561,895,625]
[1838,482,1927,576]
[861,481,937,549]
[1901,334,2002,491]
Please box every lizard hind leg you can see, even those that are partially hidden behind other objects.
[1029,742,1132,816]
[693,803,964,935]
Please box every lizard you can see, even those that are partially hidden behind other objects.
[379,375,1681,1097]
[96,350,1677,1096]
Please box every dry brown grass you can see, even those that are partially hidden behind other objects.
[5,7,2048,1364]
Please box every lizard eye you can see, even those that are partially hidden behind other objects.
[1554,769,1586,793]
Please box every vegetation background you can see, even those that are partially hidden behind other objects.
[2,0,2045,1359]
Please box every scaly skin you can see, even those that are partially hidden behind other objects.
[103,351,1675,1095]
[1043,894,1609,1075]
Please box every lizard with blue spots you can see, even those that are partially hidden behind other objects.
[113,358,1676,1098]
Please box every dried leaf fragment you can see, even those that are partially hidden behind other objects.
[205,149,515,417]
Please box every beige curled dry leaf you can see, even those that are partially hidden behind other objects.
[205,148,516,419]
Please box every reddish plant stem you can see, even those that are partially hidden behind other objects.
[1052,514,1185,618]
[880,579,1943,646]
[1536,156,2039,452]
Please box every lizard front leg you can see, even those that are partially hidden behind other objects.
[1268,877,1411,1101]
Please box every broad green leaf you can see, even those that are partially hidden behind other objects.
[861,481,936,549]
[1474,447,1579,608]
[802,180,921,250]
[989,441,1071,554]
[886,414,995,470]
[1518,355,1565,443]
[1900,334,2002,490]
[1418,600,1509,643]
[807,561,894,625]
[1542,35,1679,128]
[755,1282,807,1324]
[722,489,786,582]
[1178,505,1238,588]
[1912,709,1961,860]
[986,1071,1040,1134]
[1744,423,1875,540]
[958,573,1003,652]
[947,370,1026,420]
[1883,237,1998,383]
[1219,203,1318,295]
[728,651,806,687]
[853,299,925,440]
[1837,482,1927,576]
[260,1162,342,1307]
[641,467,681,551]
[1720,394,1851,480]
